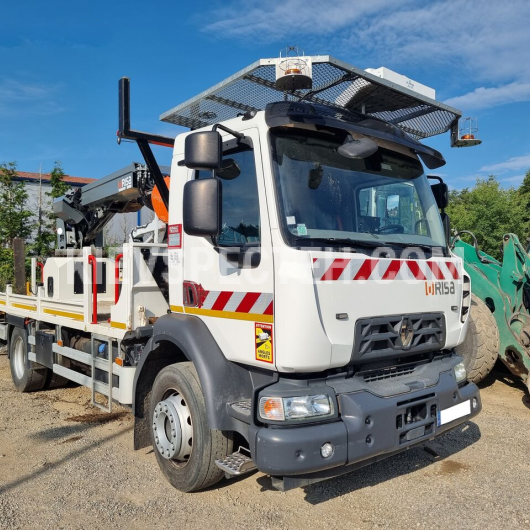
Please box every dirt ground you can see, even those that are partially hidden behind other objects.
[1,352,529,530]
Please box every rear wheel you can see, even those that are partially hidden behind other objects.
[45,370,69,389]
[149,362,233,492]
[9,327,47,392]
[456,295,499,383]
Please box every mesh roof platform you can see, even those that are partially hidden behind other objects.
[160,56,461,140]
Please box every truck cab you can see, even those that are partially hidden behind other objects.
[149,92,479,489]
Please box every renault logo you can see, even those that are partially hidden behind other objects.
[400,318,414,347]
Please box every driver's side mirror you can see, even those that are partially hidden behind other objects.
[183,178,222,237]
[431,182,449,210]
[184,131,222,170]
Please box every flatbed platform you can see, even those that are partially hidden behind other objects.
[0,242,169,341]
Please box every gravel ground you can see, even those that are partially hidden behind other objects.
[1,351,529,530]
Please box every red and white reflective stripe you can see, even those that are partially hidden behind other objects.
[201,290,274,315]
[313,258,461,281]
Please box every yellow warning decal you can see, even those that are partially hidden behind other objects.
[255,322,273,364]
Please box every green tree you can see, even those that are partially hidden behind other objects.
[516,168,530,235]
[0,162,34,248]
[447,175,527,260]
[46,160,70,199]
[0,247,14,291]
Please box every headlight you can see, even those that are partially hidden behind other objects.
[454,361,467,383]
[259,394,334,421]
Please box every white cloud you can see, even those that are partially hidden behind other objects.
[206,1,529,77]
[500,174,526,185]
[0,79,65,116]
[480,154,530,174]
[444,82,530,111]
[203,0,394,40]
[204,0,530,109]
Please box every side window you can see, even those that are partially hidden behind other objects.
[197,149,260,246]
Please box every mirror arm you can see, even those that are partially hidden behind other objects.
[428,175,448,213]
[212,123,245,140]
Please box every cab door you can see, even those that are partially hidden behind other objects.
[181,128,275,368]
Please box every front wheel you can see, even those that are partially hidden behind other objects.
[9,327,48,392]
[149,362,233,492]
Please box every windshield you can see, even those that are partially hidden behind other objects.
[270,128,447,253]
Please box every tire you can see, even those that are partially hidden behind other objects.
[9,327,48,392]
[149,362,233,492]
[45,370,69,389]
[456,295,499,383]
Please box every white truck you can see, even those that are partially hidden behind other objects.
[0,55,481,492]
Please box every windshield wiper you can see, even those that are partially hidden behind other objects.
[293,237,382,250]
[381,241,439,253]
[294,237,443,254]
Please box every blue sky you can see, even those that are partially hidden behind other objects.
[1,0,529,189]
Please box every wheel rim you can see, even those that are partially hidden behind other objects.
[12,336,26,380]
[152,391,193,464]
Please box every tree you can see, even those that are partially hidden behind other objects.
[0,162,34,248]
[516,168,530,234]
[47,161,70,199]
[447,175,527,260]
[119,214,134,243]
[0,247,14,292]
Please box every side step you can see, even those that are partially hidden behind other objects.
[228,399,252,423]
[215,447,257,477]
[91,334,114,412]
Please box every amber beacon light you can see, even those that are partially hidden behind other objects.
[275,46,313,92]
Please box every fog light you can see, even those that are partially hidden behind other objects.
[321,442,334,458]
[454,362,467,383]
[472,397,478,410]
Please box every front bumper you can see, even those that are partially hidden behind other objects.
[250,366,481,488]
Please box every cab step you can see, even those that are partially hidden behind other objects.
[215,447,257,477]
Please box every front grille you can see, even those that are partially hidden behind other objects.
[352,313,445,363]
[363,365,416,383]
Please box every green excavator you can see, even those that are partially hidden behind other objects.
[453,232,530,391]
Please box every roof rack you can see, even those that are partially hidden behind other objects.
[160,56,462,140]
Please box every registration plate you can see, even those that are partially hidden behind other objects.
[437,400,471,426]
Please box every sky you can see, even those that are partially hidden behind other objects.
[1,0,530,190]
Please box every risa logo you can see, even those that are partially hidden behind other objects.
[425,281,455,296]
[118,174,133,192]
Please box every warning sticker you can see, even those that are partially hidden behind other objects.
[168,224,182,249]
[168,249,181,268]
[255,322,273,364]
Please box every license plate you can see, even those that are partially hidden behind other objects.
[437,400,471,426]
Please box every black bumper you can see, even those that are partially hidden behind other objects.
[251,370,481,488]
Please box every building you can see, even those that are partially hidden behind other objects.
[16,170,94,199]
